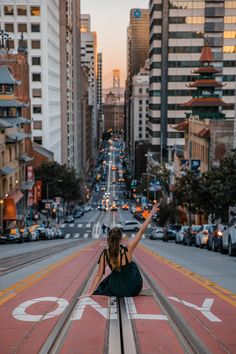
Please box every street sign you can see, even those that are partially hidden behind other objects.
[45,203,50,209]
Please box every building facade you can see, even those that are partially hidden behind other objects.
[0,1,62,162]
[130,63,150,175]
[125,8,150,157]
[97,52,103,140]
[81,27,97,159]
[60,0,83,174]
[149,0,236,162]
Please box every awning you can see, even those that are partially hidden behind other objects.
[19,154,34,162]
[20,181,34,190]
[6,132,29,143]
[0,118,13,129]
[6,117,31,125]
[0,166,15,175]
[0,99,28,108]
[7,190,24,204]
[0,65,21,85]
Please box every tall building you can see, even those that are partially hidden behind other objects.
[0,2,62,162]
[80,14,91,32]
[149,0,236,162]
[97,52,103,139]
[81,26,97,159]
[60,0,83,174]
[130,62,150,176]
[125,8,149,163]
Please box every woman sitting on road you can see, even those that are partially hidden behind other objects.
[88,203,158,297]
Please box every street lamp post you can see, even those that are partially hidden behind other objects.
[0,198,4,231]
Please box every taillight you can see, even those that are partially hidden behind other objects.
[217,231,223,237]
[203,230,208,235]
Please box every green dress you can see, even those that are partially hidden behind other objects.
[93,245,143,297]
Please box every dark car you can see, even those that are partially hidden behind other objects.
[207,224,228,252]
[134,212,145,221]
[163,225,182,242]
[183,225,201,246]
[64,215,75,223]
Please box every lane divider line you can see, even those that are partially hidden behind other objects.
[139,244,236,308]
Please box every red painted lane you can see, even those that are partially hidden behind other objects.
[135,246,236,354]
[59,296,108,354]
[131,295,185,353]
[0,241,104,354]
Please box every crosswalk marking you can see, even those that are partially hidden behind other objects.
[86,223,91,227]
[61,224,65,228]
[84,233,89,239]
[69,224,74,227]
[65,233,70,239]
[131,234,145,239]
[74,233,80,238]
[78,224,82,228]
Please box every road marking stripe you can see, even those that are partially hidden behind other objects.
[69,224,74,227]
[84,233,89,239]
[65,233,70,239]
[78,224,82,228]
[0,242,100,306]
[86,223,91,227]
[60,224,65,228]
[74,233,80,238]
[139,244,236,308]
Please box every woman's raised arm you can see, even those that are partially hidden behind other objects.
[128,203,159,253]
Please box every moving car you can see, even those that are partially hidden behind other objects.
[163,225,182,242]
[111,203,118,211]
[64,215,75,223]
[122,203,129,211]
[150,227,164,240]
[116,220,141,232]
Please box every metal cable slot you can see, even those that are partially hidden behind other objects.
[138,264,211,354]
[39,261,99,354]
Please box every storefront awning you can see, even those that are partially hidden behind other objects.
[7,190,24,204]
[6,132,29,143]
[0,118,13,129]
[0,166,15,175]
[0,66,21,85]
[19,154,34,162]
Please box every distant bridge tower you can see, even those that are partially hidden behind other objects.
[113,69,120,102]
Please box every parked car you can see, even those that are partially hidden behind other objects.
[220,218,236,256]
[163,225,182,242]
[195,224,216,248]
[84,205,93,212]
[182,225,201,246]
[57,229,65,239]
[175,226,189,244]
[37,226,47,240]
[207,224,228,252]
[73,211,83,219]
[116,220,141,232]
[64,215,75,223]
[150,227,164,240]
[0,228,23,243]
[22,225,40,241]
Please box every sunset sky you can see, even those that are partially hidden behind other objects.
[81,0,149,88]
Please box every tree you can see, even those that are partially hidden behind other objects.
[35,162,82,203]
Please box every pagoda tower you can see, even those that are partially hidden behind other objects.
[182,45,233,120]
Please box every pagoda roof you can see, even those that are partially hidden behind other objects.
[193,66,220,74]
[195,127,210,138]
[200,45,213,62]
[0,66,21,85]
[182,97,233,108]
[171,120,189,131]
[187,79,224,88]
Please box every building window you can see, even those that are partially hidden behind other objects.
[33,105,42,114]
[139,113,142,118]
[33,137,42,145]
[33,121,42,130]
[18,40,28,49]
[139,134,142,139]
[32,57,41,65]
[139,120,142,125]
[17,6,27,16]
[32,88,42,98]
[139,88,142,94]
[32,73,41,82]
[31,40,41,49]
[31,24,40,32]
[4,6,14,16]
[31,7,40,16]
[18,23,27,32]
[5,23,14,32]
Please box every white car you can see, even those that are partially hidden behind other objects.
[195,224,216,248]
[117,220,141,232]
[221,218,236,256]
[176,226,189,244]
[150,227,164,240]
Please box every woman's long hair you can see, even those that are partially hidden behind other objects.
[107,227,122,270]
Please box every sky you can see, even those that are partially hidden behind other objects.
[81,0,149,88]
